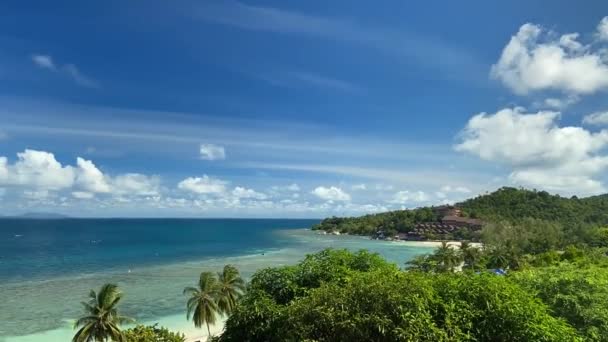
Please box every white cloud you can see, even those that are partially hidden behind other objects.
[597,16,608,41]
[286,183,300,191]
[388,190,429,204]
[271,183,300,192]
[72,191,94,199]
[440,185,471,193]
[583,111,608,126]
[352,183,367,190]
[279,71,361,93]
[0,158,7,181]
[31,54,56,70]
[75,157,110,193]
[110,174,160,196]
[435,191,447,199]
[232,186,267,199]
[312,186,351,201]
[491,21,608,95]
[0,149,75,190]
[199,144,226,160]
[23,189,50,200]
[374,184,394,191]
[62,64,99,88]
[194,1,482,79]
[0,149,165,199]
[456,107,608,195]
[541,96,579,110]
[30,54,99,88]
[178,175,228,194]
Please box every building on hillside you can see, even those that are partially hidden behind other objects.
[395,205,483,241]
[440,216,483,230]
[432,205,462,217]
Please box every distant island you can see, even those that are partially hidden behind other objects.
[313,187,608,241]
[6,212,70,219]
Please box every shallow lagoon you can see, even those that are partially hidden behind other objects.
[0,223,434,341]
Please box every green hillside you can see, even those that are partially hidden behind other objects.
[459,187,608,226]
[312,187,608,238]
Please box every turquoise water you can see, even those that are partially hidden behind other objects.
[0,219,434,341]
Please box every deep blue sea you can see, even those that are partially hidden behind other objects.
[0,219,434,341]
[0,218,317,283]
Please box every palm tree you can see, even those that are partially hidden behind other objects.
[216,265,246,315]
[460,241,481,270]
[434,241,462,272]
[460,241,471,251]
[184,272,220,337]
[73,283,134,342]
[487,246,509,269]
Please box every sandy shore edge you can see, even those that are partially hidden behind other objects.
[389,240,482,248]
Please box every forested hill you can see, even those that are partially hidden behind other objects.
[458,187,608,226]
[312,187,608,236]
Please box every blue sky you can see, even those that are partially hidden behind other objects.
[1,0,608,217]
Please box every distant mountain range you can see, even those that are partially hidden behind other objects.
[1,212,70,219]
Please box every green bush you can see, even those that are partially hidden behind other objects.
[511,265,608,341]
[124,324,185,342]
[218,249,582,342]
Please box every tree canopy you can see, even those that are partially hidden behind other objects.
[123,325,185,342]
[215,249,590,342]
[72,283,134,342]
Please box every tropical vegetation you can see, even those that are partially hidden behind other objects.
[73,265,244,342]
[123,324,185,342]
[72,283,134,342]
[214,248,608,341]
[312,187,608,240]
[183,265,245,337]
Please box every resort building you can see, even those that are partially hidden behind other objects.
[396,206,483,241]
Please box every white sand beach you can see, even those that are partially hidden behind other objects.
[392,240,482,249]
[182,319,226,342]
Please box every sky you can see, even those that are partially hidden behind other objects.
[1,0,608,217]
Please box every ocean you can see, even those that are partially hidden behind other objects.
[0,219,435,341]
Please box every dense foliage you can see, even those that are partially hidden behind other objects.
[215,248,597,342]
[312,207,436,236]
[459,187,608,226]
[312,187,608,239]
[511,265,608,341]
[72,283,134,342]
[183,265,245,336]
[124,325,185,342]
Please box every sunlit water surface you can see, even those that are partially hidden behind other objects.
[0,219,434,341]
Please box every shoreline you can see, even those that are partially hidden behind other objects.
[314,230,481,249]
[389,240,482,248]
[1,229,438,342]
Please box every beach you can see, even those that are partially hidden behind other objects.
[390,240,482,248]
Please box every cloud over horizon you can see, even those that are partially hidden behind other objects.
[456,107,608,195]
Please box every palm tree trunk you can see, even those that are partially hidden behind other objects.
[207,321,211,337]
